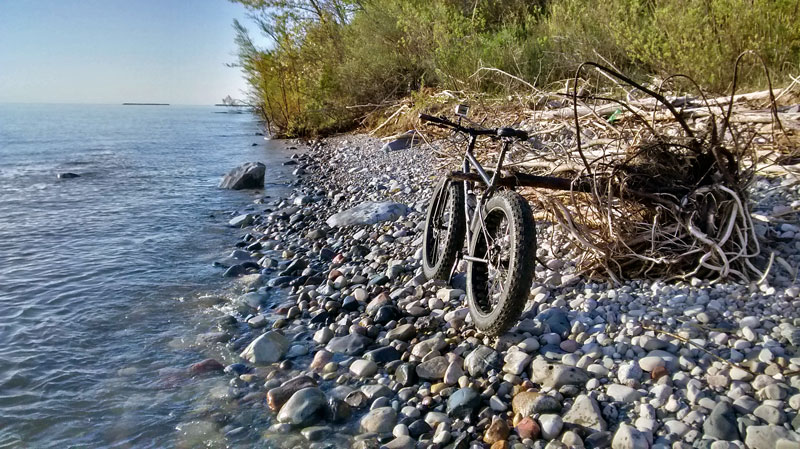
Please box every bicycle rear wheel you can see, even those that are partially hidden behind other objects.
[423,178,466,281]
[466,190,536,336]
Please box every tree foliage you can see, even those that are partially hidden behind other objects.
[230,0,800,137]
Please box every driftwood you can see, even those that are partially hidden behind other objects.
[418,57,798,282]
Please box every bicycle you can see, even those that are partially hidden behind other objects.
[420,107,537,336]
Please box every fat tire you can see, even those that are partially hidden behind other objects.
[466,190,536,336]
[423,178,466,281]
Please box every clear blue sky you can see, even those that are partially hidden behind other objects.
[0,0,262,105]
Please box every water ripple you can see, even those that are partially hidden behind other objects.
[0,104,293,448]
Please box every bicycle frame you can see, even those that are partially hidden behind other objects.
[458,134,513,265]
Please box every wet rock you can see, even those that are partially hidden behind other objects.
[360,407,397,433]
[326,202,409,227]
[383,435,416,449]
[239,331,289,364]
[223,363,249,376]
[219,162,266,189]
[562,394,607,432]
[267,376,317,412]
[310,350,333,371]
[57,172,80,179]
[276,387,327,426]
[512,391,562,416]
[301,426,331,441]
[189,359,224,375]
[326,398,352,423]
[447,388,480,418]
[345,390,369,408]
[223,264,246,277]
[325,333,372,356]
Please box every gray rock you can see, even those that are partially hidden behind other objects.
[276,387,327,426]
[360,407,397,433]
[325,334,372,356]
[537,308,571,338]
[239,331,289,364]
[361,384,393,400]
[704,401,739,441]
[447,388,480,418]
[380,130,421,152]
[503,350,532,375]
[326,202,409,227]
[219,162,265,189]
[411,335,447,358]
[416,356,448,380]
[611,423,648,449]
[638,350,678,372]
[301,426,331,441]
[512,391,562,416]
[563,394,607,431]
[383,435,416,449]
[229,214,254,227]
[237,292,266,309]
[350,359,378,377]
[539,414,563,440]
[745,426,800,449]
[465,345,501,377]
[386,323,416,341]
[754,404,786,425]
[606,384,642,403]
[531,358,589,388]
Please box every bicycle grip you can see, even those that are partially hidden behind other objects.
[419,113,451,127]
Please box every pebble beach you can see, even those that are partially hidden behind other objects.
[188,133,800,449]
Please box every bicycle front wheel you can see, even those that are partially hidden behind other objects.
[423,178,466,281]
[466,190,536,336]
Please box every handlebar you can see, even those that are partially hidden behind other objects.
[419,113,528,140]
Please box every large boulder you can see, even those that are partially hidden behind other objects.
[276,387,327,426]
[380,130,421,152]
[219,162,266,190]
[326,202,409,227]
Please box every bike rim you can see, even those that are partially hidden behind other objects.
[471,207,513,315]
[425,183,454,268]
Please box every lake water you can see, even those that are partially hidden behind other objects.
[0,104,294,448]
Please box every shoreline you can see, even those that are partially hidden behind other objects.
[187,133,800,448]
